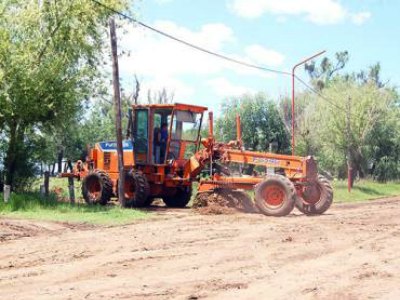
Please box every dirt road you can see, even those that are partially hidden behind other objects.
[1,198,399,300]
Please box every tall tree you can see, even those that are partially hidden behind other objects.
[305,51,349,90]
[216,93,290,153]
[298,79,398,178]
[0,0,130,189]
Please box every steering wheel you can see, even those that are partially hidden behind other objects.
[167,151,176,160]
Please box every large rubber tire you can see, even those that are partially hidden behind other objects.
[295,174,333,215]
[123,173,150,208]
[82,170,113,205]
[163,186,192,208]
[254,174,295,217]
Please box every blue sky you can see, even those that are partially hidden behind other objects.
[117,0,399,110]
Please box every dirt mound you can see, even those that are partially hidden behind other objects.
[0,219,62,242]
[193,189,258,214]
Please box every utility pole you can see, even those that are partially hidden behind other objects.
[109,18,125,206]
[346,96,353,192]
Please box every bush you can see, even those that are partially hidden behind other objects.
[373,157,400,183]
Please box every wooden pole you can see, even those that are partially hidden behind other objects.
[109,18,125,206]
[68,176,75,204]
[44,171,50,197]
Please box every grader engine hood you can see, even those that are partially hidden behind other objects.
[90,140,134,172]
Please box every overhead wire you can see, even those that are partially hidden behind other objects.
[90,0,291,76]
[294,75,348,112]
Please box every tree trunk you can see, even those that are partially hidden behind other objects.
[57,148,63,174]
[51,163,56,176]
[5,121,19,187]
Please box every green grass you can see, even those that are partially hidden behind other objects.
[0,192,148,225]
[34,177,74,199]
[333,180,400,203]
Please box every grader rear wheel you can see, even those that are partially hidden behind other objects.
[123,173,150,208]
[254,175,295,216]
[82,170,113,205]
[295,174,333,215]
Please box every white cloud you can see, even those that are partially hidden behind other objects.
[245,45,285,67]
[119,21,237,78]
[155,0,173,4]
[139,77,194,101]
[117,20,284,95]
[229,0,371,25]
[351,11,371,25]
[111,20,287,103]
[206,77,255,97]
[276,16,288,24]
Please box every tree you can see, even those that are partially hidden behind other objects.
[216,93,290,153]
[77,76,175,151]
[296,79,398,179]
[305,51,349,90]
[355,62,387,88]
[297,51,400,181]
[0,0,130,189]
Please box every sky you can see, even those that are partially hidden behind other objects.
[115,0,399,111]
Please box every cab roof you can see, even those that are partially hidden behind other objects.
[132,102,208,113]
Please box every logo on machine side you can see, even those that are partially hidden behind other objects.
[253,157,280,165]
[99,140,133,151]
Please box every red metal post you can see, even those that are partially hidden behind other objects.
[236,114,242,145]
[208,111,214,138]
[291,71,295,156]
[291,50,326,156]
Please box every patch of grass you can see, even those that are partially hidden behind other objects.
[33,176,80,199]
[0,192,148,225]
[333,180,400,203]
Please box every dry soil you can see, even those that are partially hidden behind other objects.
[0,197,399,300]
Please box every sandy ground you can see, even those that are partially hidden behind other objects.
[0,198,399,300]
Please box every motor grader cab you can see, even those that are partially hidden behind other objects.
[131,103,205,166]
[124,103,207,207]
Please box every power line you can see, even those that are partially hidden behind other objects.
[294,75,348,112]
[90,0,353,115]
[90,0,291,76]
[293,76,397,127]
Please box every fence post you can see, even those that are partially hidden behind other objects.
[44,171,50,197]
[4,185,11,202]
[68,176,75,204]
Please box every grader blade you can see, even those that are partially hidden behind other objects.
[193,189,257,214]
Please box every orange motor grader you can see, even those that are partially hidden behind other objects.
[64,103,333,216]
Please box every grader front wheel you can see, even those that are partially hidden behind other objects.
[295,174,333,215]
[254,175,295,217]
[82,170,113,205]
[163,186,192,208]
